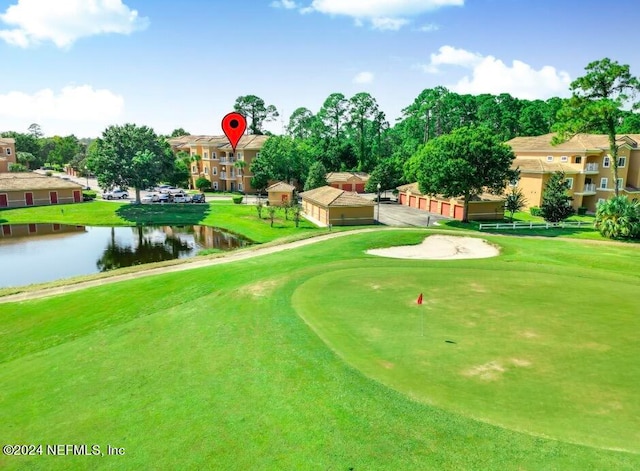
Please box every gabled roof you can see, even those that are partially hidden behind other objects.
[511,158,579,175]
[507,133,640,153]
[0,137,16,145]
[396,182,504,202]
[0,173,83,191]
[266,181,295,192]
[300,185,374,207]
[168,134,269,151]
[325,172,370,183]
[396,182,422,195]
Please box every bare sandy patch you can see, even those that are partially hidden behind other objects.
[510,358,532,367]
[246,279,279,297]
[366,235,499,260]
[520,330,539,339]
[378,360,395,369]
[463,361,505,381]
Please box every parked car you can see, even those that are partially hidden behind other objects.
[153,193,170,203]
[172,193,192,203]
[141,194,155,204]
[191,193,206,203]
[102,189,129,200]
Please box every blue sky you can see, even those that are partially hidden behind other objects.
[0,0,638,138]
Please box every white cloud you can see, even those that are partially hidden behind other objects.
[371,17,409,31]
[418,23,439,32]
[270,0,297,9]
[417,45,571,99]
[302,0,463,30]
[0,85,124,123]
[0,0,148,48]
[353,71,374,84]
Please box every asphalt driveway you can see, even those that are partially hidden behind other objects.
[375,201,449,227]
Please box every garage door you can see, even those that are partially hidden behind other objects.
[429,200,438,212]
[0,194,7,207]
[419,198,427,210]
[354,183,365,193]
[343,183,353,191]
[453,205,464,220]
[399,193,407,205]
[441,202,451,216]
[409,196,417,208]
[25,192,34,206]
[73,190,82,203]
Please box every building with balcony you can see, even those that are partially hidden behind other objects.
[0,137,16,173]
[506,133,640,212]
[168,134,269,193]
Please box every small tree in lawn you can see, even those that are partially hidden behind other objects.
[540,172,575,222]
[283,199,291,220]
[195,177,211,192]
[256,199,264,219]
[267,206,276,227]
[505,186,527,221]
[292,204,302,227]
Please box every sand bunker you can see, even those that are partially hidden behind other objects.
[366,235,499,260]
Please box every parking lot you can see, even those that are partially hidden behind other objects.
[375,200,449,227]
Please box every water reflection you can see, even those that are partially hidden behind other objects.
[0,224,251,287]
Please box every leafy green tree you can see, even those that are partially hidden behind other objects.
[250,156,272,193]
[595,196,640,239]
[348,92,384,171]
[8,163,28,172]
[167,158,190,188]
[287,107,316,139]
[304,161,328,191]
[415,126,517,222]
[267,205,276,227]
[170,128,190,137]
[28,123,43,138]
[233,95,279,135]
[540,172,575,222]
[195,176,211,192]
[318,93,349,141]
[252,136,312,185]
[16,151,36,169]
[46,135,82,166]
[553,58,640,197]
[505,186,527,221]
[365,158,402,193]
[87,124,175,203]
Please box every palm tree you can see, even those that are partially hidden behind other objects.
[595,196,640,239]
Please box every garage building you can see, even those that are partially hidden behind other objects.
[0,173,84,208]
[300,185,374,226]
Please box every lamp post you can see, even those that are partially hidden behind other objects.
[376,182,381,224]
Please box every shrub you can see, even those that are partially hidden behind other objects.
[82,190,97,201]
[45,171,53,177]
[8,163,28,172]
[232,195,244,204]
[540,172,575,222]
[577,206,588,216]
[195,177,211,192]
[595,196,640,239]
[530,206,542,217]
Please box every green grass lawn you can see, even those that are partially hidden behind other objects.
[0,231,638,469]
[0,200,319,243]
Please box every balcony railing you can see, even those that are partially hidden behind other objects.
[220,157,236,164]
[583,183,596,193]
[584,163,599,172]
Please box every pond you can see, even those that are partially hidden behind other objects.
[0,223,252,288]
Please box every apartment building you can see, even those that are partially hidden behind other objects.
[0,137,16,173]
[169,134,268,193]
[506,133,640,212]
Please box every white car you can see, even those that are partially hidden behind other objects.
[141,194,155,204]
[172,194,192,203]
[102,189,129,200]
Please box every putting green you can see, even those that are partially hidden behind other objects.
[292,265,640,452]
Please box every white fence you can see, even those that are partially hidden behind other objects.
[478,221,593,230]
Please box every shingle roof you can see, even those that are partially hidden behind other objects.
[0,137,16,145]
[396,182,422,194]
[0,173,83,191]
[511,158,579,174]
[397,182,504,202]
[266,181,295,192]
[300,185,374,207]
[325,172,370,183]
[168,134,269,151]
[507,133,640,153]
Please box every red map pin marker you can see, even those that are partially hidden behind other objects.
[222,112,247,153]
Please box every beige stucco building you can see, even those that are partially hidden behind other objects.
[326,172,370,193]
[300,186,374,226]
[507,133,640,212]
[169,134,268,193]
[266,181,295,207]
[0,173,83,208]
[0,137,16,173]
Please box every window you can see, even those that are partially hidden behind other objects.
[229,152,234,158]
[600,178,608,189]
[237,152,243,159]
[565,177,573,189]
[616,178,624,190]
[574,156,582,164]
[561,155,568,162]
[213,167,217,175]
[597,198,606,206]
[212,152,217,159]
[5,148,11,155]
[213,181,218,190]
[603,155,610,168]
[618,156,626,167]
[546,155,553,162]
[191,165,197,173]
[204,167,208,175]
[238,183,243,191]
[256,152,260,158]
[204,152,208,159]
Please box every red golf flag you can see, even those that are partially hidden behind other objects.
[417,293,423,305]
